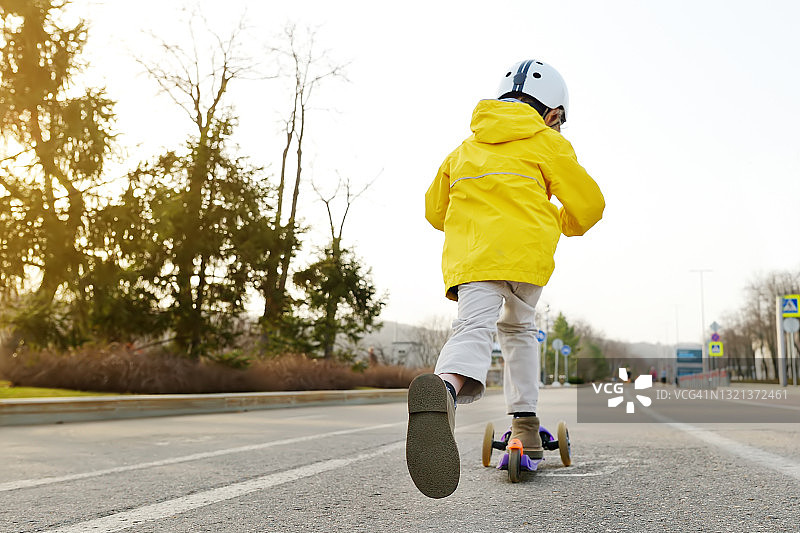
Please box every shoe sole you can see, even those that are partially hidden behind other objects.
[524,449,544,460]
[406,374,460,498]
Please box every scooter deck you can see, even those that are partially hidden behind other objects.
[497,453,544,472]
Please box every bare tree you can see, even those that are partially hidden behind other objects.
[598,338,630,373]
[740,269,800,378]
[139,15,253,129]
[413,315,452,368]
[260,25,347,330]
[313,175,375,254]
[290,175,383,358]
[132,15,272,356]
[721,308,757,380]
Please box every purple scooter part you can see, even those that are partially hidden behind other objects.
[495,426,552,472]
[497,452,544,471]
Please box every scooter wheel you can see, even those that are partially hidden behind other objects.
[482,422,495,467]
[557,420,572,467]
[508,448,521,483]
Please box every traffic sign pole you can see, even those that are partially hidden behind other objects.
[708,321,721,371]
[536,329,547,385]
[781,295,800,387]
[553,340,559,386]
[777,296,788,386]
[552,339,564,386]
[785,318,800,386]
[560,345,572,385]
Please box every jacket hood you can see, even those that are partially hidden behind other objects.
[470,99,548,144]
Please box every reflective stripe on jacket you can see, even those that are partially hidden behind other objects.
[425,99,605,300]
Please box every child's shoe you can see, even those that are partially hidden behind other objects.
[510,416,544,459]
[405,373,459,498]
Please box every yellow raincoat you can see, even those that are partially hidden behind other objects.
[425,99,605,300]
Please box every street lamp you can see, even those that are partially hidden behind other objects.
[690,269,712,372]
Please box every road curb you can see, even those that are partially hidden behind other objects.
[0,389,409,426]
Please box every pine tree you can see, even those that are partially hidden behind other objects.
[0,0,115,347]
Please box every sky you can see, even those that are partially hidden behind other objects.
[67,0,800,345]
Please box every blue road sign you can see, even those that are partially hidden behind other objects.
[536,330,547,343]
[677,348,702,364]
[709,341,723,356]
[561,345,572,356]
[782,295,800,317]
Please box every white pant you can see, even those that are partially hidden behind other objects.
[434,280,543,414]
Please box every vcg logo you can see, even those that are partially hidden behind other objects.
[591,368,654,414]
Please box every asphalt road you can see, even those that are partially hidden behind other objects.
[2,387,799,532]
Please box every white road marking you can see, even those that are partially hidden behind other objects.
[536,458,626,477]
[40,419,486,532]
[455,420,496,433]
[667,421,800,482]
[0,422,401,493]
[43,440,405,533]
[641,404,800,482]
[536,470,613,477]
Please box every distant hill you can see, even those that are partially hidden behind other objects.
[624,342,675,359]
[360,321,421,350]
[360,321,677,364]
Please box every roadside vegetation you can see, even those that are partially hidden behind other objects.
[0,344,425,395]
[0,2,393,392]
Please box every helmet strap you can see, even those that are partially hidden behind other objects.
[500,91,549,119]
[522,98,549,119]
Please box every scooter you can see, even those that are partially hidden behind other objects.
[481,421,572,482]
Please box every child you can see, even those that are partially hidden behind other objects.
[406,59,605,498]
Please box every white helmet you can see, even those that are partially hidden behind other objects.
[496,59,570,121]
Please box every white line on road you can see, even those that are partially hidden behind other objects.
[0,422,401,493]
[643,404,800,482]
[668,422,800,482]
[536,458,627,477]
[43,440,406,533]
[40,420,490,532]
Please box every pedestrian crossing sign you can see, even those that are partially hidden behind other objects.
[782,295,800,318]
[708,342,723,356]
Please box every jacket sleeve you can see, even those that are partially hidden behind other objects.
[543,137,605,237]
[425,156,451,232]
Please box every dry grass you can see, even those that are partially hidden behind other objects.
[0,344,428,394]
